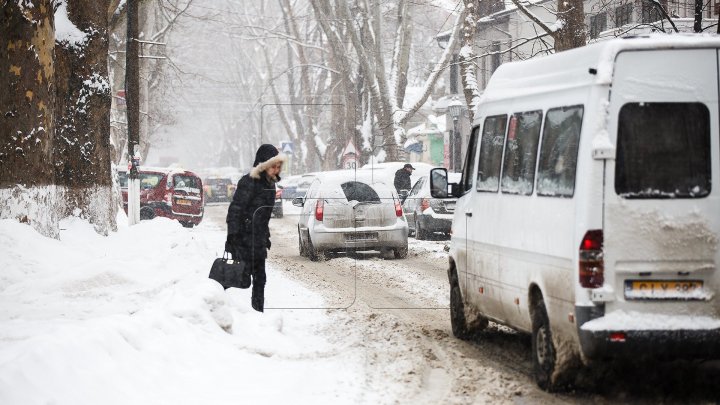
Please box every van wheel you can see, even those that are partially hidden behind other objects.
[532,299,556,391]
[180,221,194,228]
[450,282,469,339]
[140,207,155,220]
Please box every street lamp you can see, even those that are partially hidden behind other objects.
[447,97,463,172]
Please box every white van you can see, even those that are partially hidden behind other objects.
[432,35,720,390]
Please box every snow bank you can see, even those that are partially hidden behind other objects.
[0,217,364,404]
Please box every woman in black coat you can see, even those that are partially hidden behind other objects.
[226,144,286,312]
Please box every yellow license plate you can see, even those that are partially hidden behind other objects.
[625,280,704,300]
[176,199,192,206]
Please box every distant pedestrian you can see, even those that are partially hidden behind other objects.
[226,144,286,312]
[394,163,415,196]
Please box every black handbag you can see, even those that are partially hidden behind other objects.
[209,251,251,289]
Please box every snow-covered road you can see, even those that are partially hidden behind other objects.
[2,204,719,404]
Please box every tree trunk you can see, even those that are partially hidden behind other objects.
[553,0,586,52]
[461,0,481,122]
[54,0,115,234]
[0,1,61,237]
[1,1,56,187]
[694,0,703,32]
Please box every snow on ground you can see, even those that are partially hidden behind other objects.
[0,214,367,405]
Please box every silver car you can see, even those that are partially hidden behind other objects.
[293,172,408,261]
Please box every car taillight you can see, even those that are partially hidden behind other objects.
[395,200,403,217]
[275,189,282,199]
[420,198,430,212]
[579,230,604,288]
[315,199,324,221]
[165,191,172,205]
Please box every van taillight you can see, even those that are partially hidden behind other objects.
[315,200,324,221]
[420,198,430,212]
[275,189,282,199]
[579,230,604,288]
[395,200,403,217]
[165,191,172,205]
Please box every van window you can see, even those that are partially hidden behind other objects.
[139,173,164,190]
[461,126,480,193]
[476,115,507,192]
[536,106,584,197]
[615,102,710,198]
[501,111,542,195]
[173,175,199,190]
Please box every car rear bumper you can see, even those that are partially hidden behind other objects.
[310,227,408,251]
[576,305,720,360]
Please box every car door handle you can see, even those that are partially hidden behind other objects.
[465,210,473,217]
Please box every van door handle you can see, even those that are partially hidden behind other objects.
[465,210,473,217]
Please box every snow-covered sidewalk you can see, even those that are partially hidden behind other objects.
[0,215,365,404]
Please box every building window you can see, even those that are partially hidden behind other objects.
[641,0,665,23]
[615,3,633,27]
[590,12,607,38]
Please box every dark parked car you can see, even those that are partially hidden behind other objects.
[402,172,460,239]
[278,175,302,200]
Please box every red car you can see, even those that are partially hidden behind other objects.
[120,167,204,227]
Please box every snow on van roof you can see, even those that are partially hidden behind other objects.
[481,34,720,106]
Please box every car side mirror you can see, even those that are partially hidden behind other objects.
[430,168,458,198]
[292,197,304,207]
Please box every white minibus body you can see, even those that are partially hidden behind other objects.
[440,35,720,390]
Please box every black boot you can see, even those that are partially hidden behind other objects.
[251,283,265,312]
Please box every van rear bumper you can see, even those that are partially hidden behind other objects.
[576,306,720,360]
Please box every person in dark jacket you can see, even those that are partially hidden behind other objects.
[226,144,286,312]
[394,163,415,195]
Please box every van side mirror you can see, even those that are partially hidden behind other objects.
[430,168,457,198]
[292,197,304,207]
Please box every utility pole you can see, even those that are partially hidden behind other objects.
[126,0,141,225]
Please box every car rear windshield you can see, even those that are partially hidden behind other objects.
[139,173,164,190]
[615,102,711,198]
[341,181,381,203]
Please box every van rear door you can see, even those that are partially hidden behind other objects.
[172,173,203,216]
[604,48,720,313]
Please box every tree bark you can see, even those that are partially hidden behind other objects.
[0,1,56,188]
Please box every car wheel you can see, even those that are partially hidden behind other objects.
[307,237,325,262]
[416,219,427,240]
[180,221,194,228]
[394,244,408,259]
[532,298,557,391]
[139,207,155,220]
[298,228,307,257]
[275,212,283,219]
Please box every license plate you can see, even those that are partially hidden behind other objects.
[345,232,378,241]
[624,280,704,300]
[176,199,192,206]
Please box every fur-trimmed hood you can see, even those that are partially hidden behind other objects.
[250,153,287,180]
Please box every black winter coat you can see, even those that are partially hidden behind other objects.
[394,168,412,193]
[226,173,277,261]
